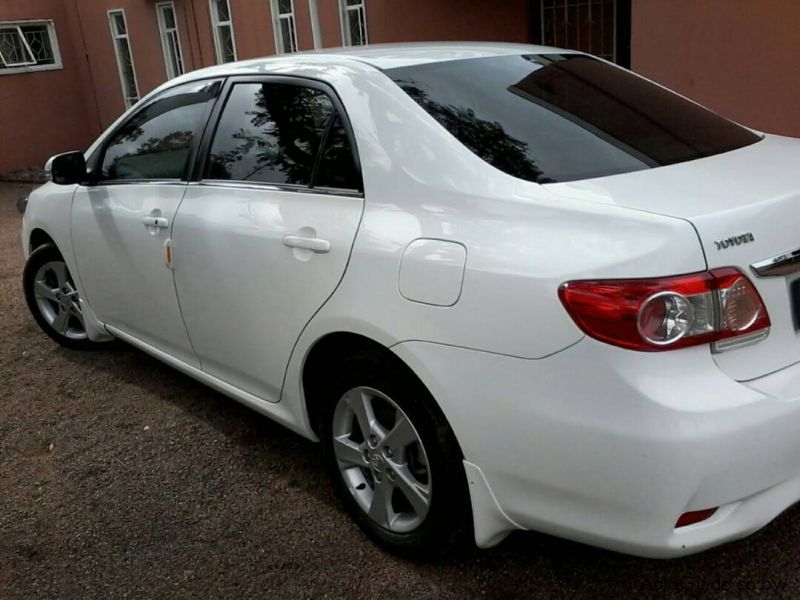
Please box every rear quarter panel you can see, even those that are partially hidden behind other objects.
[281,66,707,408]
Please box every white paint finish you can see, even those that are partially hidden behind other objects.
[398,239,466,307]
[24,43,800,558]
[21,182,113,343]
[393,338,800,557]
[172,183,363,402]
[289,62,705,359]
[106,325,310,438]
[549,133,800,381]
[463,461,523,548]
[70,183,198,367]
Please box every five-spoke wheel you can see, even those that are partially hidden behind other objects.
[23,243,99,350]
[322,354,471,555]
[333,386,431,533]
[32,260,87,340]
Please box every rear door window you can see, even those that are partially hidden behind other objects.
[205,82,332,186]
[314,115,361,191]
[386,54,761,184]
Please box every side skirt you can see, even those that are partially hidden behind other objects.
[105,325,315,440]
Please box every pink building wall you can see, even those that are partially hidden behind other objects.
[4,0,800,174]
[632,0,800,137]
[0,0,96,173]
[0,0,532,174]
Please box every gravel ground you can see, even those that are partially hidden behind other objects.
[2,181,800,598]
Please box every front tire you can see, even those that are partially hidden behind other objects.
[321,353,472,556]
[23,243,101,351]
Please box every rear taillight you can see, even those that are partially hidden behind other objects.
[558,268,770,352]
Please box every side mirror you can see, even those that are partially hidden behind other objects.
[45,151,87,185]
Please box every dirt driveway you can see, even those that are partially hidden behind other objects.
[1,181,799,598]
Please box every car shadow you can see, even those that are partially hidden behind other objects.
[56,341,335,505]
[57,340,800,595]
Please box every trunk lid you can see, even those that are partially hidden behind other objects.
[548,134,800,381]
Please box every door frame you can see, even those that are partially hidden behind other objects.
[189,73,364,197]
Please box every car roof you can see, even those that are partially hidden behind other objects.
[171,42,574,87]
[307,41,572,69]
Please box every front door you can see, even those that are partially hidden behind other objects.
[172,78,364,402]
[71,80,221,366]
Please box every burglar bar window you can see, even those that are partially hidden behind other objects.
[156,2,184,78]
[209,0,237,63]
[340,0,367,46]
[108,10,139,109]
[0,20,61,75]
[271,0,298,54]
[541,0,616,62]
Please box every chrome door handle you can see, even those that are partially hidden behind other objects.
[143,216,169,229]
[282,235,331,253]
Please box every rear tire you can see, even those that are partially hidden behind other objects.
[23,243,104,351]
[320,352,472,556]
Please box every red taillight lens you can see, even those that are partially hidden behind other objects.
[558,268,770,352]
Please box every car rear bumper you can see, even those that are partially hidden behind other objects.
[392,337,800,558]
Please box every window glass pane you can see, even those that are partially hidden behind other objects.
[280,18,295,52]
[278,0,293,15]
[113,13,126,35]
[0,28,34,65]
[315,116,360,190]
[167,34,181,76]
[214,0,230,22]
[387,54,761,184]
[101,80,220,180]
[347,11,363,46]
[21,25,54,64]
[162,6,176,29]
[542,0,616,62]
[206,83,333,185]
[115,38,138,103]
[218,24,235,62]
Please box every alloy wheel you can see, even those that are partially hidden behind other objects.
[332,386,431,533]
[32,260,87,341]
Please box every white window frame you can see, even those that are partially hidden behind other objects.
[155,1,185,79]
[339,0,368,47]
[270,0,299,54]
[108,9,140,109]
[0,19,62,75]
[209,0,237,64]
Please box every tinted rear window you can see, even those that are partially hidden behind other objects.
[387,54,760,184]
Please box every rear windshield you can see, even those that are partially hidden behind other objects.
[386,54,760,184]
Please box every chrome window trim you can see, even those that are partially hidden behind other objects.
[79,179,188,189]
[190,180,363,198]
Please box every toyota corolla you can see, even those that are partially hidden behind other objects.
[21,43,800,558]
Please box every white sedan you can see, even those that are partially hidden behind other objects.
[21,43,800,558]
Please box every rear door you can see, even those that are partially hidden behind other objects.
[172,77,364,402]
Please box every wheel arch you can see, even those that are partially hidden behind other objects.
[301,331,461,457]
[29,228,57,254]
